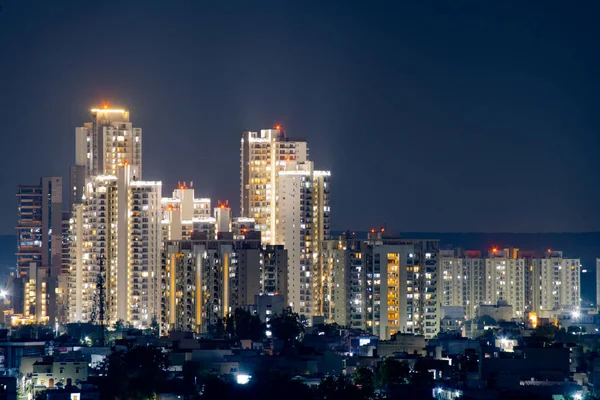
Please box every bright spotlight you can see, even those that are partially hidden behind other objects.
[236,374,251,385]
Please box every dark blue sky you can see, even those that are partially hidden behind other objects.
[1,1,599,235]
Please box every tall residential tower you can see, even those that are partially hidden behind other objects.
[68,108,162,329]
[71,107,142,206]
[15,177,63,324]
[240,127,330,321]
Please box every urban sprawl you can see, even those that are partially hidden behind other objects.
[1,107,598,400]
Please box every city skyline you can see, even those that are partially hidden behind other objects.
[1,1,600,235]
[1,3,599,399]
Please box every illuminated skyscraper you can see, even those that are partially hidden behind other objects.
[438,248,580,321]
[322,234,366,330]
[484,249,526,318]
[68,107,162,329]
[160,183,212,241]
[438,250,485,320]
[276,161,331,318]
[71,107,142,206]
[161,234,287,334]
[68,167,162,328]
[240,128,330,321]
[534,250,580,317]
[240,128,308,245]
[14,177,63,324]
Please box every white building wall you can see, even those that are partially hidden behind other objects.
[68,205,84,322]
[241,129,308,245]
[484,253,529,319]
[277,164,312,315]
[68,167,161,329]
[535,254,580,317]
[130,181,162,327]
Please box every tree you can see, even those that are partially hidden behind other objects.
[378,358,410,386]
[353,366,376,398]
[150,316,160,337]
[270,308,304,345]
[555,327,570,343]
[534,324,558,341]
[34,390,46,400]
[411,361,434,386]
[228,308,265,341]
[319,323,341,337]
[317,375,363,400]
[207,318,227,339]
[477,328,495,343]
[113,319,124,332]
[99,346,167,400]
[182,360,205,395]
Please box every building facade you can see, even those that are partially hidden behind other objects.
[535,250,580,317]
[14,177,64,324]
[322,234,366,330]
[322,233,440,339]
[161,183,212,241]
[276,161,331,319]
[437,248,580,323]
[440,250,485,321]
[240,128,308,245]
[240,128,330,322]
[68,168,162,328]
[161,235,287,334]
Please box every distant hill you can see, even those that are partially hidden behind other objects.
[2,232,599,303]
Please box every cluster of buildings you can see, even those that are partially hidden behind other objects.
[5,105,584,342]
[3,105,600,400]
[8,107,332,336]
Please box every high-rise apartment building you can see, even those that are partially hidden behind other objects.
[68,167,162,328]
[276,161,331,318]
[240,128,330,322]
[438,250,485,320]
[71,107,142,206]
[161,183,212,241]
[310,170,331,316]
[534,250,580,317]
[322,233,366,330]
[240,128,308,245]
[437,248,580,323]
[68,107,162,329]
[15,177,63,324]
[484,249,526,318]
[161,233,287,334]
[322,233,439,339]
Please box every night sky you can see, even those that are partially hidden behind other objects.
[0,1,599,235]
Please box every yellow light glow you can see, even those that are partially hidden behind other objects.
[91,108,126,113]
[529,312,538,328]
